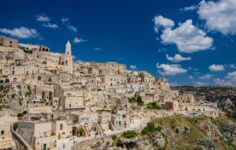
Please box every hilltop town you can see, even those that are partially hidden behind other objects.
[0,36,223,150]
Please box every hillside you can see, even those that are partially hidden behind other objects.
[172,86,236,120]
[77,115,236,150]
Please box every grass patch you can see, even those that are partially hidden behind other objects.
[146,102,161,110]
[122,130,138,139]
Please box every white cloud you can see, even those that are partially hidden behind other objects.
[225,64,236,69]
[189,75,194,79]
[161,20,213,53]
[154,15,175,33]
[198,0,236,35]
[36,14,50,22]
[195,81,208,86]
[68,26,77,32]
[213,71,236,86]
[181,5,199,11]
[158,48,167,52]
[199,74,214,80]
[0,27,38,39]
[209,64,224,71]
[73,37,87,43]
[214,78,233,86]
[94,48,101,51]
[166,54,191,62]
[42,23,58,29]
[61,18,69,23]
[61,18,77,32]
[156,63,187,75]
[129,65,137,69]
[226,71,236,81]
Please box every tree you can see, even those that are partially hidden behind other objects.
[136,96,144,106]
[141,122,162,135]
[128,97,137,103]
[13,122,18,131]
[17,113,23,118]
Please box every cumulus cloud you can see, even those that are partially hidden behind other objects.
[160,20,213,53]
[166,54,191,62]
[61,18,77,32]
[156,63,187,75]
[214,78,233,86]
[36,14,50,22]
[226,71,236,81]
[209,64,224,71]
[129,65,137,70]
[198,0,236,35]
[153,15,174,33]
[42,23,58,29]
[199,74,214,80]
[73,37,87,43]
[213,71,236,87]
[0,27,38,39]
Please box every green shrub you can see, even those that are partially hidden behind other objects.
[112,135,117,141]
[116,139,123,147]
[136,96,144,106]
[17,113,23,118]
[128,96,144,106]
[13,122,18,131]
[141,122,162,135]
[22,111,28,115]
[146,102,161,110]
[197,139,215,149]
[122,130,138,139]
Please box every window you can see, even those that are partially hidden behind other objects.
[38,76,41,81]
[42,92,45,99]
[60,124,63,130]
[1,130,4,135]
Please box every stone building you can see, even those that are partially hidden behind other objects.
[0,110,17,149]
[0,36,18,48]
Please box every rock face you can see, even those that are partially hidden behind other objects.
[172,86,236,119]
[151,133,165,148]
[175,126,191,134]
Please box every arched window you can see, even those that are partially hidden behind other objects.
[5,78,9,83]
[66,93,72,97]
[38,76,41,81]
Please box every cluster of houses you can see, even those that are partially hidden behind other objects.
[0,36,220,150]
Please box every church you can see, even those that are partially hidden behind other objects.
[32,40,74,74]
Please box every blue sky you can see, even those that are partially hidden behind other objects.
[1,0,236,86]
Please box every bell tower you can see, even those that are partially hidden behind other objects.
[65,40,73,74]
[65,40,71,55]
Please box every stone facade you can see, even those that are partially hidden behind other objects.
[0,36,220,149]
